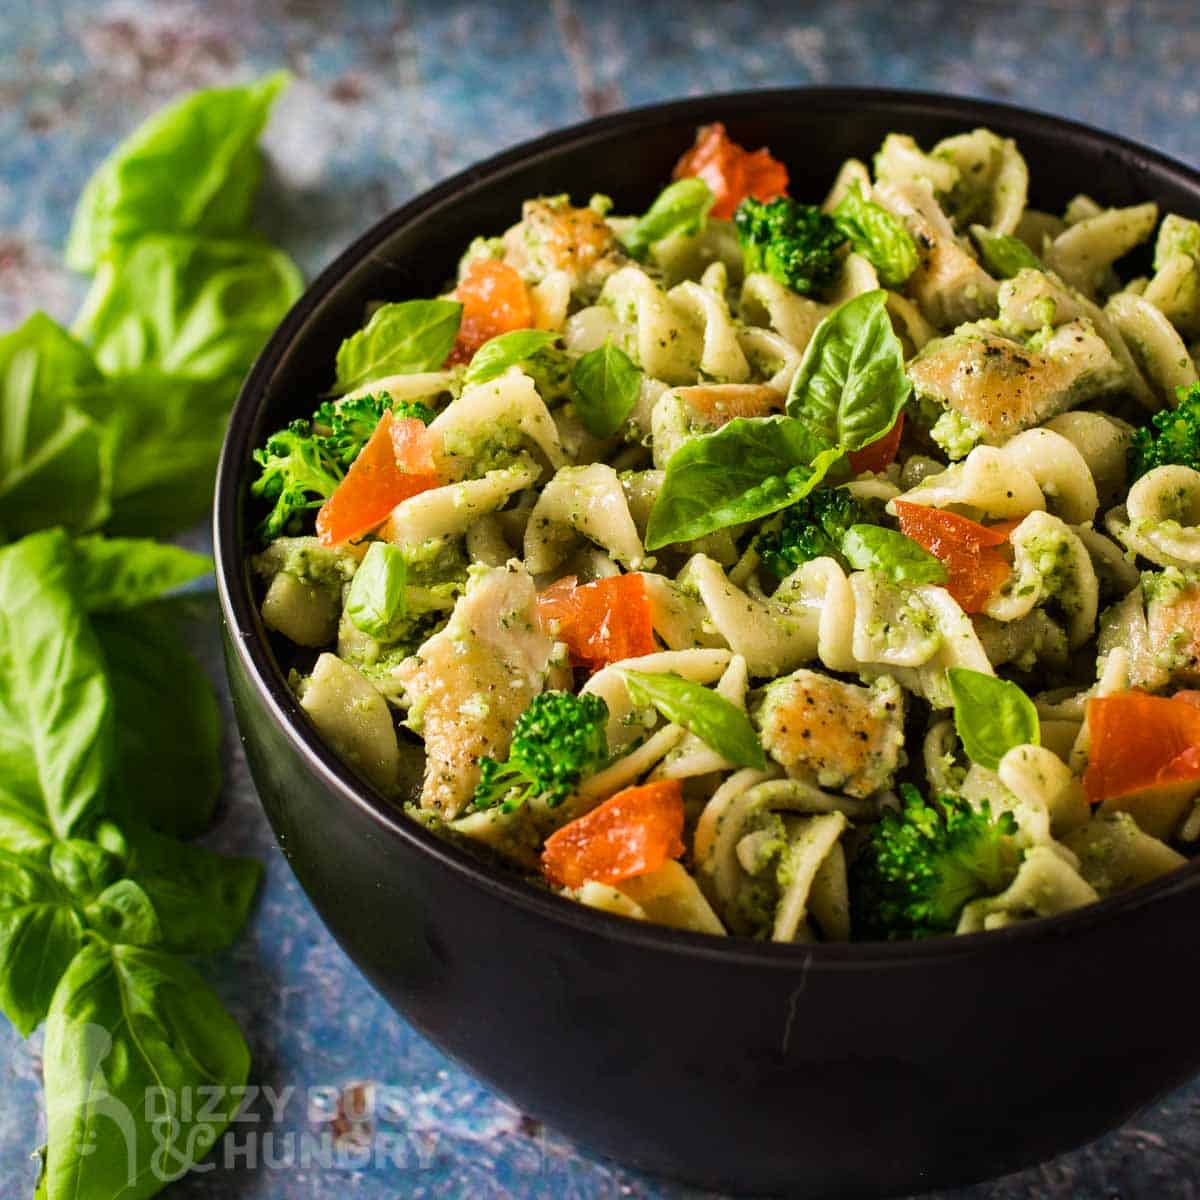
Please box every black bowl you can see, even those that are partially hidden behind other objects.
[215,88,1200,1198]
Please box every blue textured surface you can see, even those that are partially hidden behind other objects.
[3,1,1200,1196]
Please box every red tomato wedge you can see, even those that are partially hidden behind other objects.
[1084,691,1200,805]
[541,780,685,889]
[892,499,1011,614]
[536,573,656,673]
[672,122,789,220]
[316,413,439,546]
[447,258,534,365]
[847,413,905,475]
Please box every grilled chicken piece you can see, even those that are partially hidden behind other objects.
[874,178,999,328]
[755,670,904,799]
[396,561,554,817]
[909,319,1127,448]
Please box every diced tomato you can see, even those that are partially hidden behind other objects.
[316,413,439,546]
[541,780,685,889]
[984,517,1025,541]
[536,573,656,674]
[848,413,905,475]
[893,499,1011,613]
[1084,691,1200,806]
[672,122,789,220]
[447,259,534,365]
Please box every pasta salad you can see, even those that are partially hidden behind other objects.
[250,121,1200,942]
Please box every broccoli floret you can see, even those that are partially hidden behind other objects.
[472,691,610,814]
[850,784,1021,940]
[1129,381,1200,481]
[251,420,343,541]
[733,197,847,295]
[251,394,437,540]
[754,488,866,579]
[313,394,436,470]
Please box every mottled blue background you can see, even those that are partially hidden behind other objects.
[2,1,1200,1196]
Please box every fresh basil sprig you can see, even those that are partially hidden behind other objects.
[463,328,559,385]
[947,667,1040,771]
[0,531,259,1196]
[0,314,110,538]
[841,525,948,585]
[333,299,463,394]
[42,941,251,1198]
[970,225,1041,278]
[74,234,303,381]
[570,340,641,437]
[71,536,212,613]
[66,71,290,271]
[832,183,920,287]
[0,532,116,843]
[0,75,296,1198]
[619,178,715,261]
[620,669,767,770]
[786,289,911,452]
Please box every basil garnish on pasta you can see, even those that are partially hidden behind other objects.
[786,289,911,453]
[571,340,641,437]
[344,542,409,640]
[841,525,947,585]
[619,177,715,261]
[947,668,1041,771]
[463,328,560,385]
[832,183,920,286]
[619,669,766,770]
[969,225,1042,278]
[333,299,463,394]
[645,416,843,549]
[647,292,911,548]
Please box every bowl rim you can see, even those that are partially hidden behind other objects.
[215,84,1200,969]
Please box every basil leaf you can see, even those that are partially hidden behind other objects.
[786,290,912,453]
[66,71,289,271]
[841,524,948,585]
[0,850,85,1036]
[71,536,212,613]
[345,542,408,640]
[947,667,1040,772]
[463,329,559,385]
[0,530,114,841]
[646,416,843,550]
[94,603,221,839]
[620,670,766,770]
[42,943,250,1198]
[619,178,715,261]
[49,839,123,900]
[571,340,641,437]
[334,299,463,394]
[118,822,261,955]
[83,879,163,948]
[80,369,236,538]
[0,314,110,538]
[74,234,303,380]
[970,225,1041,279]
[833,183,920,286]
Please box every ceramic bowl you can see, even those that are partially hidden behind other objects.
[215,88,1200,1197]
